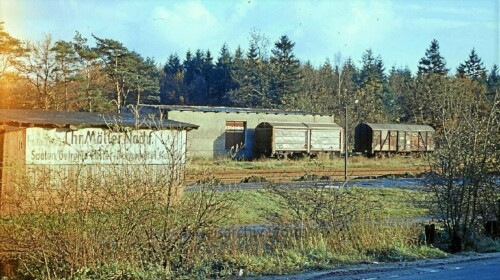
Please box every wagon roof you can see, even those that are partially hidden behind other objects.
[258,122,342,129]
[0,109,199,130]
[362,123,434,132]
[136,104,333,117]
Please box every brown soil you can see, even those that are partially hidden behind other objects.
[185,165,428,184]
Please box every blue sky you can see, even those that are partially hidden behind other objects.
[1,0,498,74]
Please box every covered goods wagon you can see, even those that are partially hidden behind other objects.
[354,123,435,156]
[255,122,343,157]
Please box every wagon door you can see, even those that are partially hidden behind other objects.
[255,125,273,156]
[397,131,408,152]
[426,131,435,151]
[389,131,397,152]
[310,129,341,152]
[410,132,419,151]
[372,130,381,152]
[274,128,308,153]
[418,132,428,151]
[380,130,390,151]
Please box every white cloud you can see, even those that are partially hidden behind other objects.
[230,0,257,22]
[284,0,401,65]
[411,18,471,29]
[151,1,218,51]
[344,1,400,45]
[405,3,490,17]
[400,1,496,31]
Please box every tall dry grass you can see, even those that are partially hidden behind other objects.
[0,162,443,278]
[0,165,237,279]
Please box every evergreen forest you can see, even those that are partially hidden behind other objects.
[1,23,498,130]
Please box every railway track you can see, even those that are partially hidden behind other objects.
[185,165,429,184]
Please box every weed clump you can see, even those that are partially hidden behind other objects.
[240,175,268,183]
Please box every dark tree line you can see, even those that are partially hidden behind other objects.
[160,34,388,119]
[1,25,499,131]
[159,36,498,133]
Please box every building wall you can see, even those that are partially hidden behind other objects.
[1,126,189,213]
[24,127,188,186]
[25,127,187,165]
[166,110,335,159]
[0,127,26,207]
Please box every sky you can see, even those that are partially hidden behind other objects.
[1,0,498,74]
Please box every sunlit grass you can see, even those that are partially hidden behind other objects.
[221,187,429,226]
[355,188,430,219]
[188,156,428,172]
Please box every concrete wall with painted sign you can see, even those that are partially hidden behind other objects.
[1,126,188,212]
[26,127,186,165]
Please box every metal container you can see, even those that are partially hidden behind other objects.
[354,123,435,156]
[255,122,343,157]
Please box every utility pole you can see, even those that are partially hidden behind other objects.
[344,98,358,182]
[344,101,348,182]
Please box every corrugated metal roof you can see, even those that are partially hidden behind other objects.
[0,109,199,130]
[363,123,434,132]
[137,104,333,116]
[259,122,342,129]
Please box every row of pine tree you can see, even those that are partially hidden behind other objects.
[1,24,498,130]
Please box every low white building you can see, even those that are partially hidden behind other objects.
[0,109,198,211]
[134,105,336,159]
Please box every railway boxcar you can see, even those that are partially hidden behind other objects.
[255,122,343,157]
[354,123,435,156]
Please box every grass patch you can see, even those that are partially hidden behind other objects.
[198,224,448,278]
[225,187,428,226]
[222,190,279,225]
[188,156,428,172]
[367,243,448,262]
[353,188,429,219]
